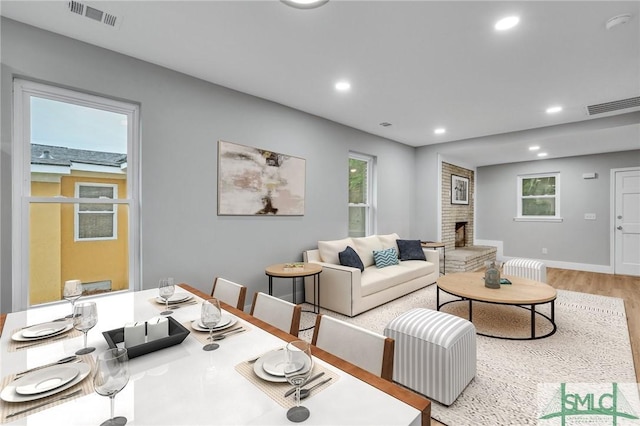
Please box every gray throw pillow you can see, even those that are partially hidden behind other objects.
[339,246,365,271]
[397,239,426,261]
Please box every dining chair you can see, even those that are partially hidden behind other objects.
[249,292,302,337]
[210,277,247,310]
[311,314,394,381]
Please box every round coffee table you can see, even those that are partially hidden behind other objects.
[436,272,557,340]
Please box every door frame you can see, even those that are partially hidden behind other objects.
[610,166,640,275]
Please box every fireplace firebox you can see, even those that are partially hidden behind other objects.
[455,222,467,247]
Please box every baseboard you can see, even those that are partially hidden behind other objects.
[474,239,614,274]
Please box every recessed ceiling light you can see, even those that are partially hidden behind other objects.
[379,122,392,127]
[281,0,329,9]
[537,152,548,157]
[529,146,540,151]
[335,81,351,92]
[495,16,520,31]
[434,128,446,135]
[546,106,563,114]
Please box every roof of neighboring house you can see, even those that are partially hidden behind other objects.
[31,144,127,168]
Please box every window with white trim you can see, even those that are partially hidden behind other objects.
[75,183,118,240]
[348,153,376,237]
[516,173,562,221]
[12,79,140,309]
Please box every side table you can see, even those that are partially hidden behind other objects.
[265,263,323,331]
[421,241,446,275]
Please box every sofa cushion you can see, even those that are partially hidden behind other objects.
[352,235,384,268]
[318,238,354,264]
[397,239,426,261]
[338,246,365,271]
[373,247,399,268]
[361,260,436,297]
[378,233,400,251]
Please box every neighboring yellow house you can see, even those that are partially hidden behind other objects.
[30,144,128,305]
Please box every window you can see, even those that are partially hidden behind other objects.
[13,79,140,309]
[75,183,118,240]
[516,173,562,221]
[348,153,376,237]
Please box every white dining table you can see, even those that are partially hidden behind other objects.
[0,285,429,425]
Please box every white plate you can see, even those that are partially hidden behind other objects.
[12,323,73,342]
[14,365,79,395]
[1,362,91,403]
[261,350,311,377]
[155,293,193,304]
[21,322,68,339]
[253,350,288,383]
[191,314,236,332]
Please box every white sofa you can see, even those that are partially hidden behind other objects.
[303,233,439,317]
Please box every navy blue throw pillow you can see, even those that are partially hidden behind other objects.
[397,239,426,261]
[338,246,365,271]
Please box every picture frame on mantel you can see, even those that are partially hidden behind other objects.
[451,174,469,205]
[217,140,306,216]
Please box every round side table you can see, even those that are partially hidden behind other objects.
[265,263,322,315]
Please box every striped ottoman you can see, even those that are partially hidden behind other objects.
[384,308,476,406]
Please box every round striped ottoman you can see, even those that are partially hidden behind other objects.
[384,308,476,406]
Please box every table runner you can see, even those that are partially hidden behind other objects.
[0,355,95,423]
[235,353,339,409]
[7,327,82,352]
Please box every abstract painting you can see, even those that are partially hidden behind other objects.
[217,140,305,215]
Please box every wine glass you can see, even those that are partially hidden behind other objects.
[158,278,175,315]
[73,301,97,355]
[201,298,222,351]
[63,280,83,319]
[94,348,130,426]
[284,340,314,422]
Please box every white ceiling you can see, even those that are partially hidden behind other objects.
[2,1,639,166]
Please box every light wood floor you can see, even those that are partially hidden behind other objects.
[431,268,639,426]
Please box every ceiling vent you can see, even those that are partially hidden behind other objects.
[586,96,640,115]
[67,1,122,29]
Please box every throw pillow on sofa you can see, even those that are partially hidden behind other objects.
[373,247,399,268]
[339,246,365,271]
[397,239,426,261]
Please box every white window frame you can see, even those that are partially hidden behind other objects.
[348,152,377,236]
[515,172,563,222]
[12,79,141,310]
[74,182,118,241]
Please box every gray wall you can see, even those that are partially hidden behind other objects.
[476,151,640,267]
[0,18,417,313]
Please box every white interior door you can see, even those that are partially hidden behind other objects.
[614,169,640,276]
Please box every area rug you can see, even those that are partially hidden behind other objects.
[298,285,639,426]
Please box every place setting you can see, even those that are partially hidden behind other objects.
[234,340,338,417]
[150,278,198,314]
[9,319,81,352]
[188,299,249,349]
[0,354,95,423]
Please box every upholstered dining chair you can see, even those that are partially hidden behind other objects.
[311,314,395,381]
[210,277,247,311]
[249,292,302,337]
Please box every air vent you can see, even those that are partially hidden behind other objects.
[586,96,640,115]
[67,1,122,29]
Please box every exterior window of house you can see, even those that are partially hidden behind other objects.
[348,153,376,237]
[12,79,140,309]
[75,183,118,240]
[516,173,562,221]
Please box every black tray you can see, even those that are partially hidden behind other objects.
[102,316,190,358]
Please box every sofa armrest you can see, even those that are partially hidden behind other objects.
[423,249,440,269]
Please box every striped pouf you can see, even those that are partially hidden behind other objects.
[384,308,476,406]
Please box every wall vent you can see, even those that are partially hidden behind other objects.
[67,1,122,29]
[586,96,640,115]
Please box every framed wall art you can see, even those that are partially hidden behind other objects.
[451,174,469,205]
[217,140,306,215]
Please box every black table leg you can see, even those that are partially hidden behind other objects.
[531,304,536,339]
[269,276,273,296]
